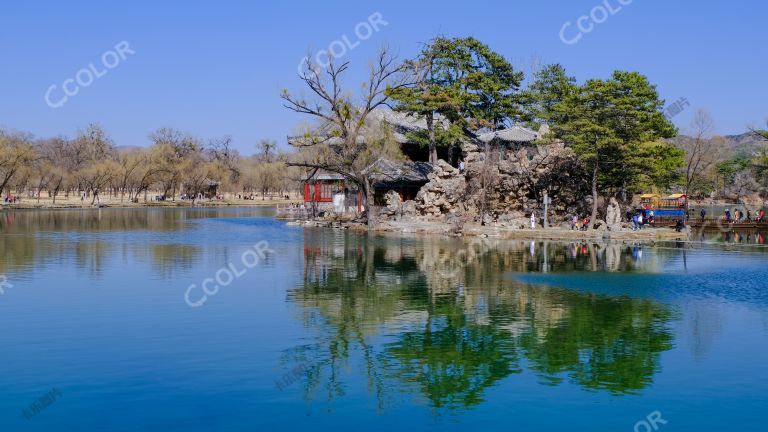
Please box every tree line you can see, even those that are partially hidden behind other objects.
[0,124,300,205]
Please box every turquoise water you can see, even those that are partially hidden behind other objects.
[1,208,767,431]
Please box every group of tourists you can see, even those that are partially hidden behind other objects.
[631,212,645,231]
[3,195,20,203]
[567,215,590,231]
[722,208,766,223]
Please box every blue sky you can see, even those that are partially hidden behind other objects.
[1,0,766,154]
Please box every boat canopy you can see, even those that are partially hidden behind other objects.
[662,193,687,200]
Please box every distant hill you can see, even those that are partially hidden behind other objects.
[671,131,767,156]
[721,132,767,155]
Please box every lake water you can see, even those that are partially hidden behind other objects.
[1,208,767,431]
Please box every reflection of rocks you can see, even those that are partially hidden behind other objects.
[603,243,622,271]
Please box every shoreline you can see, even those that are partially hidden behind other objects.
[1,199,299,210]
[7,204,761,245]
[287,218,692,242]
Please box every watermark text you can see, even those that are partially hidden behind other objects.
[184,241,273,307]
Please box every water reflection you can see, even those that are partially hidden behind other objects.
[285,230,677,410]
[0,208,262,275]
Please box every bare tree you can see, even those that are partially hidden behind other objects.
[208,136,241,185]
[473,143,500,225]
[182,155,213,207]
[116,150,144,202]
[729,170,760,203]
[256,139,277,163]
[281,47,410,228]
[0,130,36,195]
[37,137,70,204]
[680,109,727,196]
[76,161,118,205]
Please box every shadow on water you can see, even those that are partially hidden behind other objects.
[283,230,677,411]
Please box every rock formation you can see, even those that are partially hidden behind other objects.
[415,160,467,217]
[605,197,623,231]
[413,139,591,223]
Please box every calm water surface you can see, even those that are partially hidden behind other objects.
[1,208,767,431]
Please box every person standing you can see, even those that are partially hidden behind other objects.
[530,211,536,229]
[637,212,643,229]
[700,208,706,221]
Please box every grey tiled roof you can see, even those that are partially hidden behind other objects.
[363,158,433,184]
[477,126,539,143]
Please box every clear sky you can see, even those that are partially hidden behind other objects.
[2,0,766,154]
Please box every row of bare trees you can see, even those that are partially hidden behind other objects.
[0,124,301,206]
[678,110,768,200]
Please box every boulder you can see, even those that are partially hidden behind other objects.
[384,190,402,216]
[605,197,622,231]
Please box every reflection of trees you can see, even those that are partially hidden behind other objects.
[150,244,200,278]
[0,208,237,276]
[286,233,677,410]
[519,292,674,394]
[286,230,426,409]
[381,297,521,409]
[684,300,724,361]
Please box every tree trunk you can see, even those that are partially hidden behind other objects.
[620,163,627,202]
[364,176,375,230]
[426,112,437,165]
[589,162,599,229]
